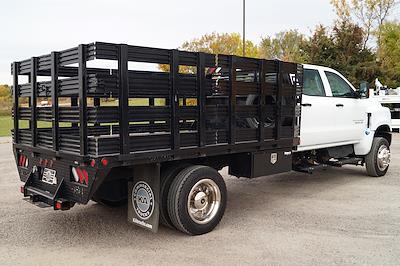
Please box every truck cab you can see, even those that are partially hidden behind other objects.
[296,64,392,177]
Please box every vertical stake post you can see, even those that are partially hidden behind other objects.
[197,52,206,147]
[78,44,88,156]
[275,60,283,141]
[258,60,266,144]
[12,62,19,144]
[51,52,59,151]
[118,44,130,155]
[30,57,38,147]
[170,50,180,150]
[229,56,237,145]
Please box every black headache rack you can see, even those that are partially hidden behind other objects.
[12,42,302,205]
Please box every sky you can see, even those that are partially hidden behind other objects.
[0,0,380,84]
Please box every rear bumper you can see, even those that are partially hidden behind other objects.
[14,146,111,208]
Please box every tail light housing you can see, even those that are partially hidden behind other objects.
[38,158,54,168]
[71,167,89,185]
[18,154,29,168]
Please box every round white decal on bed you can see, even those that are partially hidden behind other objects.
[132,181,154,220]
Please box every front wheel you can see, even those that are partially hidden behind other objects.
[365,137,391,177]
[167,165,227,235]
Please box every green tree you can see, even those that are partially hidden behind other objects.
[378,22,400,87]
[0,85,12,116]
[180,32,259,57]
[0,85,11,98]
[303,22,379,85]
[302,25,336,67]
[159,32,259,72]
[259,30,308,62]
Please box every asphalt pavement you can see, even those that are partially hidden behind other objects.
[1,135,399,265]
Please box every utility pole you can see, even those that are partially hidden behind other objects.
[243,0,246,57]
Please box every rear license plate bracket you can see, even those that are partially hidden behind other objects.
[42,168,57,185]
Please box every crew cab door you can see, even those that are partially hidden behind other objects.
[299,67,341,150]
[323,70,365,143]
[298,66,365,151]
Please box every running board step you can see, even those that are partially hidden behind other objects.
[326,157,364,167]
[294,164,328,174]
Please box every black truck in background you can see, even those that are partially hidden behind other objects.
[12,42,302,235]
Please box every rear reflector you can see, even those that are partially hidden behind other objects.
[54,201,72,211]
[20,185,24,194]
[71,167,89,185]
[81,169,89,185]
[18,154,29,168]
[55,201,62,210]
[101,158,109,166]
[71,167,79,182]
[37,158,54,168]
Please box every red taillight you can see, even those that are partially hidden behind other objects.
[38,158,54,168]
[72,167,89,185]
[18,154,29,168]
[55,201,62,210]
[81,170,89,184]
[54,201,71,211]
[20,185,24,194]
[76,168,84,183]
[90,159,96,167]
[101,158,109,166]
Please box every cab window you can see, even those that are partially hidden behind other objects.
[325,71,356,98]
[303,69,325,96]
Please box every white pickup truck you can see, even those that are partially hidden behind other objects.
[295,64,392,177]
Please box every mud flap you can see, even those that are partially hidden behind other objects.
[128,163,160,233]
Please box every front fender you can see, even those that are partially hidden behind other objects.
[354,105,391,156]
[369,106,392,132]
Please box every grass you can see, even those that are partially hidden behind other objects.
[0,98,197,137]
[0,116,12,137]
[0,116,71,137]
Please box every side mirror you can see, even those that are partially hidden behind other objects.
[358,81,369,98]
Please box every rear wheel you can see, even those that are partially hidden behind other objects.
[159,163,191,229]
[92,179,128,207]
[365,137,391,177]
[167,165,227,235]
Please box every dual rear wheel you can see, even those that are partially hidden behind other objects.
[160,165,227,235]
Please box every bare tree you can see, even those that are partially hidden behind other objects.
[331,0,398,49]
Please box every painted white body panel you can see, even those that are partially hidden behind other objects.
[370,95,400,129]
[297,64,391,156]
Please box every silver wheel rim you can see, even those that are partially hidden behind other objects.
[377,144,391,171]
[187,179,221,225]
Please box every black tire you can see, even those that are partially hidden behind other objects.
[92,179,128,207]
[159,163,191,229]
[365,137,390,177]
[167,165,227,235]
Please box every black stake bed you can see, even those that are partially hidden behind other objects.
[12,42,302,165]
